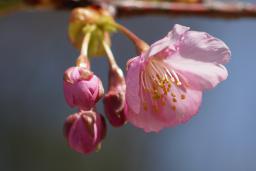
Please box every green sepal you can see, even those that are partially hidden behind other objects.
[68,14,116,57]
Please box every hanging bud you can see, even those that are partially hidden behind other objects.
[63,65,104,110]
[103,67,127,127]
[68,6,116,57]
[64,110,107,154]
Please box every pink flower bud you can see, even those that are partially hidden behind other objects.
[63,66,104,110]
[64,110,107,154]
[103,67,127,127]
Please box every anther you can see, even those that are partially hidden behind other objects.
[176,81,182,86]
[143,103,148,111]
[171,92,176,97]
[153,105,159,112]
[171,70,182,86]
[171,105,176,111]
[181,94,186,100]
[161,100,166,106]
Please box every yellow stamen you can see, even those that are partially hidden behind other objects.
[140,59,188,113]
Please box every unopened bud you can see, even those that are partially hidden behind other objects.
[64,110,107,154]
[63,66,104,110]
[103,67,127,127]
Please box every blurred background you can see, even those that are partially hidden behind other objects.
[1,0,256,170]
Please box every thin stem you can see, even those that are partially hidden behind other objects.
[102,33,126,90]
[81,32,91,57]
[76,32,92,67]
[102,35,118,70]
[114,23,149,53]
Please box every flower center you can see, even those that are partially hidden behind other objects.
[140,59,187,112]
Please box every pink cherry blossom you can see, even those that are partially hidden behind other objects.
[63,66,104,110]
[64,110,107,154]
[103,67,127,127]
[125,24,231,132]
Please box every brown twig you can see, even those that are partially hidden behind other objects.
[112,1,256,19]
[2,0,256,19]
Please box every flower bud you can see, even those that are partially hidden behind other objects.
[103,67,127,127]
[64,110,107,154]
[63,66,104,110]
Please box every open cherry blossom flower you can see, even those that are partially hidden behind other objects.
[125,24,231,132]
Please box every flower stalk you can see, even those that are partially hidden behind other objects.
[114,22,150,53]
[76,32,92,68]
[102,32,127,127]
[102,33,118,70]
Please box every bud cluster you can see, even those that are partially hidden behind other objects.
[63,6,127,155]
[63,58,107,154]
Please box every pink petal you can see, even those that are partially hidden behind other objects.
[94,113,107,143]
[68,115,96,154]
[125,105,166,133]
[63,82,76,107]
[167,54,228,90]
[125,85,202,132]
[157,86,202,127]
[166,30,230,90]
[146,24,190,58]
[180,31,231,64]
[125,56,142,114]
[167,24,190,41]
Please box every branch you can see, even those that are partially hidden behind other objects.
[112,1,256,19]
[2,0,256,19]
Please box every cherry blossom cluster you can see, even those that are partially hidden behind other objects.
[63,6,231,154]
